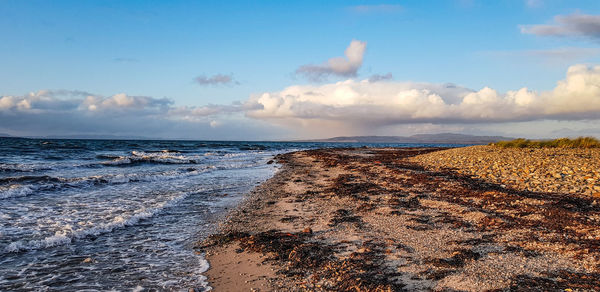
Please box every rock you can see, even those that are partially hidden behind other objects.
[82,257,93,263]
[302,227,313,234]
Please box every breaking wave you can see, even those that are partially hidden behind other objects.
[100,151,205,166]
[3,189,197,253]
[0,168,214,200]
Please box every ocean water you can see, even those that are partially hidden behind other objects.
[0,138,463,291]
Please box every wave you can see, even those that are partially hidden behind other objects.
[95,154,122,160]
[0,163,52,173]
[3,189,198,253]
[100,151,204,166]
[0,185,36,199]
[0,156,269,201]
[0,168,212,200]
[0,175,64,185]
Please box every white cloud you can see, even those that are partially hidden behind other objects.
[4,64,600,139]
[247,64,600,128]
[295,40,367,81]
[81,93,171,112]
[0,96,16,110]
[521,13,600,40]
[209,120,220,128]
[0,90,171,114]
[167,103,246,122]
[0,90,274,139]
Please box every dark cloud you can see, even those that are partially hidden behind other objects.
[195,74,239,86]
[368,73,393,82]
[521,13,600,40]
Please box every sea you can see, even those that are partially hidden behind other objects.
[0,138,464,291]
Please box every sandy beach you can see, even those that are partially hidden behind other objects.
[199,147,600,291]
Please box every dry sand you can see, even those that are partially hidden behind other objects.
[198,147,600,291]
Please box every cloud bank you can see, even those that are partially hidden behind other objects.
[521,13,600,40]
[3,65,600,139]
[295,40,366,81]
[0,90,262,139]
[247,64,600,127]
[0,90,172,114]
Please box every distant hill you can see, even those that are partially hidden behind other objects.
[0,133,12,137]
[300,133,513,144]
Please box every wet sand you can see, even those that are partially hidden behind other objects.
[198,147,600,291]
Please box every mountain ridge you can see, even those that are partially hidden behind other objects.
[297,133,513,144]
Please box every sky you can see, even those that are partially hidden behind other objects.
[1,0,600,140]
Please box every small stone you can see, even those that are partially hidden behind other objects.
[82,257,93,263]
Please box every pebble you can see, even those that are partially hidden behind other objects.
[82,257,93,263]
[410,146,600,196]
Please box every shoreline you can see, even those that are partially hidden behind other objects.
[198,146,600,291]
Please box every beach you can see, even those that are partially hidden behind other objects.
[200,146,600,291]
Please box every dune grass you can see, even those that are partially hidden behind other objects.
[491,137,600,148]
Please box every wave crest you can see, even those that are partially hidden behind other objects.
[3,189,196,253]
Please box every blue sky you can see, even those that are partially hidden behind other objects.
[1,0,600,139]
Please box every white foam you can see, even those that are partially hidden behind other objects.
[3,189,196,253]
[0,169,211,201]
[101,151,203,165]
[197,256,213,291]
[0,185,35,199]
[0,163,49,173]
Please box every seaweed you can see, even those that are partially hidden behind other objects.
[208,230,403,291]
[318,241,406,291]
[427,249,481,269]
[328,174,381,201]
[328,209,363,227]
[508,270,600,291]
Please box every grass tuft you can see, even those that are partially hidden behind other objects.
[490,137,600,148]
